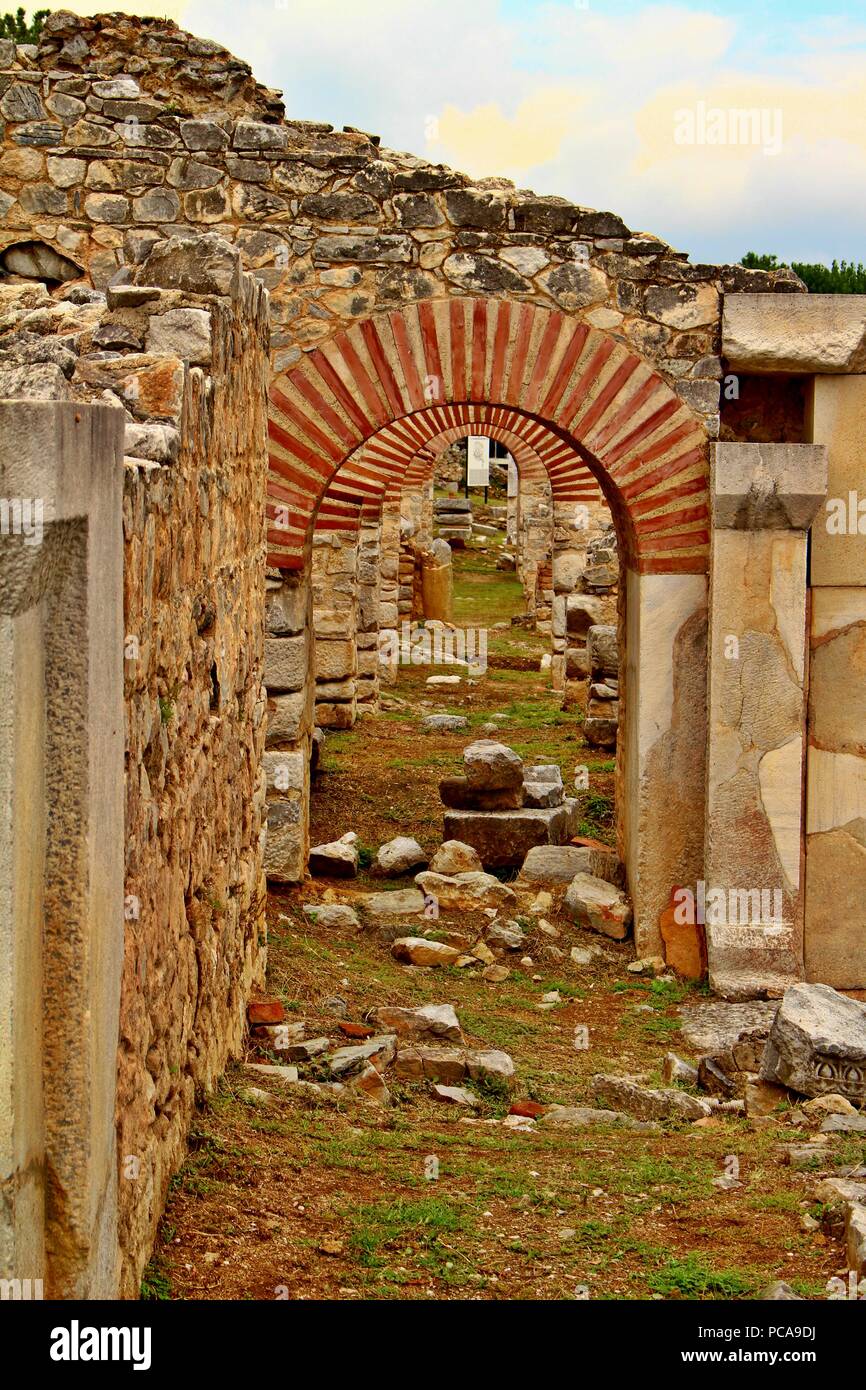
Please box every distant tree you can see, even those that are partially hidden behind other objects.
[0,7,48,42]
[741,251,866,293]
[741,252,780,272]
[792,260,866,294]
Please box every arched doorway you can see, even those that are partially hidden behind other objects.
[265,298,710,956]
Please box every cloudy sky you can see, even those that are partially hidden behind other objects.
[59,0,866,265]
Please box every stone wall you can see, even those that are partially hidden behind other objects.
[0,233,271,1294]
[119,249,270,1294]
[1,12,796,438]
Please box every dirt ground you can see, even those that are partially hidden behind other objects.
[143,546,859,1302]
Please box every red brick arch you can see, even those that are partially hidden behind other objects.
[268,296,709,571]
[312,416,565,537]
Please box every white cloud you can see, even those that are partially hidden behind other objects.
[94,0,866,262]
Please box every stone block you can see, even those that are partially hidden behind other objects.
[566,594,605,636]
[712,443,827,531]
[809,377,866,587]
[442,804,574,869]
[315,637,356,681]
[517,844,595,884]
[564,873,632,939]
[266,691,308,746]
[146,308,212,365]
[264,635,307,693]
[264,800,304,882]
[723,294,866,374]
[760,983,866,1101]
[262,750,305,794]
[316,699,357,730]
[266,577,307,636]
[439,776,523,811]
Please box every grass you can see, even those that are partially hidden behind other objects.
[646,1253,759,1299]
[348,1195,474,1284]
[140,1255,173,1301]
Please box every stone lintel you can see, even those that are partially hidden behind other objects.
[712,443,827,531]
[723,293,866,374]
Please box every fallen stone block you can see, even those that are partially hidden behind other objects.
[813,1178,866,1205]
[308,831,358,878]
[439,775,523,810]
[433,1084,479,1108]
[518,844,594,884]
[244,1062,299,1084]
[465,1048,515,1087]
[391,936,463,967]
[442,804,575,870]
[522,780,564,808]
[678,1000,778,1054]
[779,1141,831,1171]
[328,1035,397,1077]
[760,982,866,1102]
[801,1093,858,1120]
[348,1062,391,1106]
[463,739,523,791]
[362,888,426,917]
[564,872,632,940]
[486,921,524,950]
[302,902,359,929]
[821,1113,866,1135]
[393,1045,467,1085]
[280,1037,331,1063]
[429,839,483,875]
[373,835,427,876]
[662,1053,699,1087]
[540,1105,661,1133]
[744,1078,790,1117]
[369,1003,463,1043]
[697,1056,738,1098]
[592,1073,712,1122]
[422,714,468,732]
[414,869,517,910]
[482,963,510,982]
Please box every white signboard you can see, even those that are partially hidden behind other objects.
[466,434,490,487]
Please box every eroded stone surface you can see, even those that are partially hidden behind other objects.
[760,983,866,1101]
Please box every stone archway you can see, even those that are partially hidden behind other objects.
[265,298,710,577]
[266,297,711,956]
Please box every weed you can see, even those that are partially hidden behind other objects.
[647,1253,758,1299]
[140,1255,172,1301]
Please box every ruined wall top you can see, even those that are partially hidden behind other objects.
[0,9,803,461]
[14,9,285,119]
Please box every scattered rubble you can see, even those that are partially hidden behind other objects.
[564,872,632,939]
[373,835,427,876]
[308,831,359,877]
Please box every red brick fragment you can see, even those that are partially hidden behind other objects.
[509,1099,549,1119]
[338,1021,375,1039]
[247,999,285,1025]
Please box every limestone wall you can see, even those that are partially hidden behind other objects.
[0,234,271,1294]
[119,255,270,1294]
